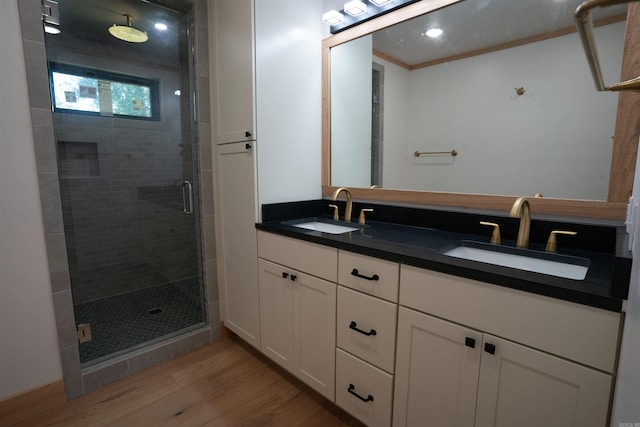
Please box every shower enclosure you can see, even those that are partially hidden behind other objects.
[44,0,205,365]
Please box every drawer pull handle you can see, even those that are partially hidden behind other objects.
[348,384,374,403]
[465,337,476,348]
[349,321,377,336]
[282,272,289,279]
[351,269,379,281]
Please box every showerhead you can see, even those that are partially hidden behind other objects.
[109,14,148,43]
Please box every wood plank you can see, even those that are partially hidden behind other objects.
[8,338,361,427]
[0,380,66,427]
[609,3,640,203]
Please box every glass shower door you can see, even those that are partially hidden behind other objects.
[45,0,205,365]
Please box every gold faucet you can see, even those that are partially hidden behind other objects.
[509,197,530,248]
[331,187,352,222]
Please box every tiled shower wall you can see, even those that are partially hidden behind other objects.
[18,0,219,399]
[47,38,198,303]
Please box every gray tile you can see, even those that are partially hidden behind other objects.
[82,360,128,391]
[38,173,64,234]
[196,76,210,123]
[178,329,211,353]
[18,0,45,43]
[208,300,221,339]
[45,232,69,274]
[22,40,52,110]
[31,108,58,173]
[59,345,83,399]
[210,319,221,343]
[198,124,212,168]
[202,215,216,259]
[127,341,180,375]
[51,270,71,293]
[53,290,79,349]
[205,257,218,301]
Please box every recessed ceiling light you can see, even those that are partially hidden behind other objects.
[44,25,61,35]
[425,28,444,38]
[174,89,181,96]
[344,0,367,16]
[154,23,168,31]
[322,10,344,25]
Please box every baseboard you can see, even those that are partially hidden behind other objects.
[0,379,66,427]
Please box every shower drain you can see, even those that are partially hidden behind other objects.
[148,308,163,315]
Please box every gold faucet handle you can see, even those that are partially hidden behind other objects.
[358,208,373,225]
[328,204,339,221]
[545,230,577,252]
[480,221,502,245]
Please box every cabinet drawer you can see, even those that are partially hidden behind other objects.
[338,251,399,302]
[257,231,337,282]
[336,348,393,427]
[337,286,397,372]
[400,265,621,373]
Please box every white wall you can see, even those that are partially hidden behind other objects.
[611,136,640,424]
[0,1,62,400]
[331,35,372,187]
[255,0,325,205]
[373,56,410,190]
[400,23,624,199]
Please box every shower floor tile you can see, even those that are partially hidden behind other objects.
[74,277,204,364]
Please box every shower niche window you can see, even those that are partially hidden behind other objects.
[49,63,160,120]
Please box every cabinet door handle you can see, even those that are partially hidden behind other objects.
[349,321,377,336]
[465,337,476,348]
[484,343,496,355]
[347,384,374,403]
[290,275,297,282]
[351,269,379,281]
[245,131,252,138]
[282,272,289,279]
[245,143,252,150]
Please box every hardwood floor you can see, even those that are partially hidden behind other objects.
[10,337,363,427]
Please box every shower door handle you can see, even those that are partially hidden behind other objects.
[182,180,193,216]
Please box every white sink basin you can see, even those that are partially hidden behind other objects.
[444,243,589,280]
[291,221,358,234]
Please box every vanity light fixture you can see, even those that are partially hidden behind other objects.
[322,10,345,25]
[344,0,367,16]
[323,0,420,34]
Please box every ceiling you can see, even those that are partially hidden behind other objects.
[47,0,194,65]
[371,0,628,66]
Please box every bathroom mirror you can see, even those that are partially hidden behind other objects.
[322,0,640,219]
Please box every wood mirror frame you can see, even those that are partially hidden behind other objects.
[322,0,640,220]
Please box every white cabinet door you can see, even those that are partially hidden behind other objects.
[258,259,293,369]
[293,272,336,401]
[393,307,482,427]
[475,334,612,427]
[211,0,255,144]
[258,256,336,401]
[217,141,259,348]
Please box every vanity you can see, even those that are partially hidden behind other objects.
[255,199,630,427]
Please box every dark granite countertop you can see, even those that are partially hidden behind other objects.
[256,200,631,312]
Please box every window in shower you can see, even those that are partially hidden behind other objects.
[49,62,160,120]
